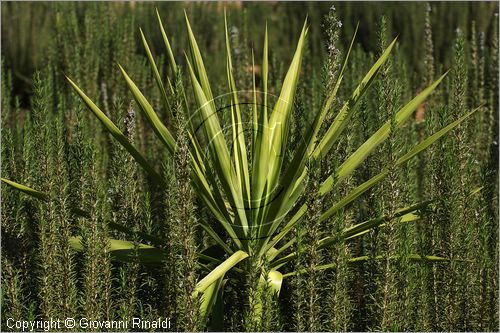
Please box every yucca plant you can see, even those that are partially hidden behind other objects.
[2,9,479,330]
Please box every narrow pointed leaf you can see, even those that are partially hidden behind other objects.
[1,178,48,200]
[199,277,225,326]
[309,23,358,156]
[66,76,164,184]
[251,49,258,150]
[118,65,177,154]
[139,27,172,116]
[335,72,448,181]
[396,107,480,166]
[225,13,251,213]
[200,222,234,255]
[319,107,479,219]
[186,57,249,239]
[156,8,178,76]
[251,24,270,224]
[196,250,249,293]
[341,200,432,240]
[313,37,398,160]
[185,12,214,106]
[266,21,308,191]
[265,203,307,255]
[257,21,308,242]
[69,236,167,264]
[282,254,449,278]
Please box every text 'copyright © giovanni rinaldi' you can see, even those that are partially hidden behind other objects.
[6,317,172,331]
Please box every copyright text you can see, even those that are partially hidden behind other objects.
[6,317,172,331]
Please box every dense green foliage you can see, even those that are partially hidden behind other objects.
[1,2,498,331]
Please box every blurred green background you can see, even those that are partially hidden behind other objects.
[2,1,498,106]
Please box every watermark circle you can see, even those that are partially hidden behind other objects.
[171,89,311,241]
